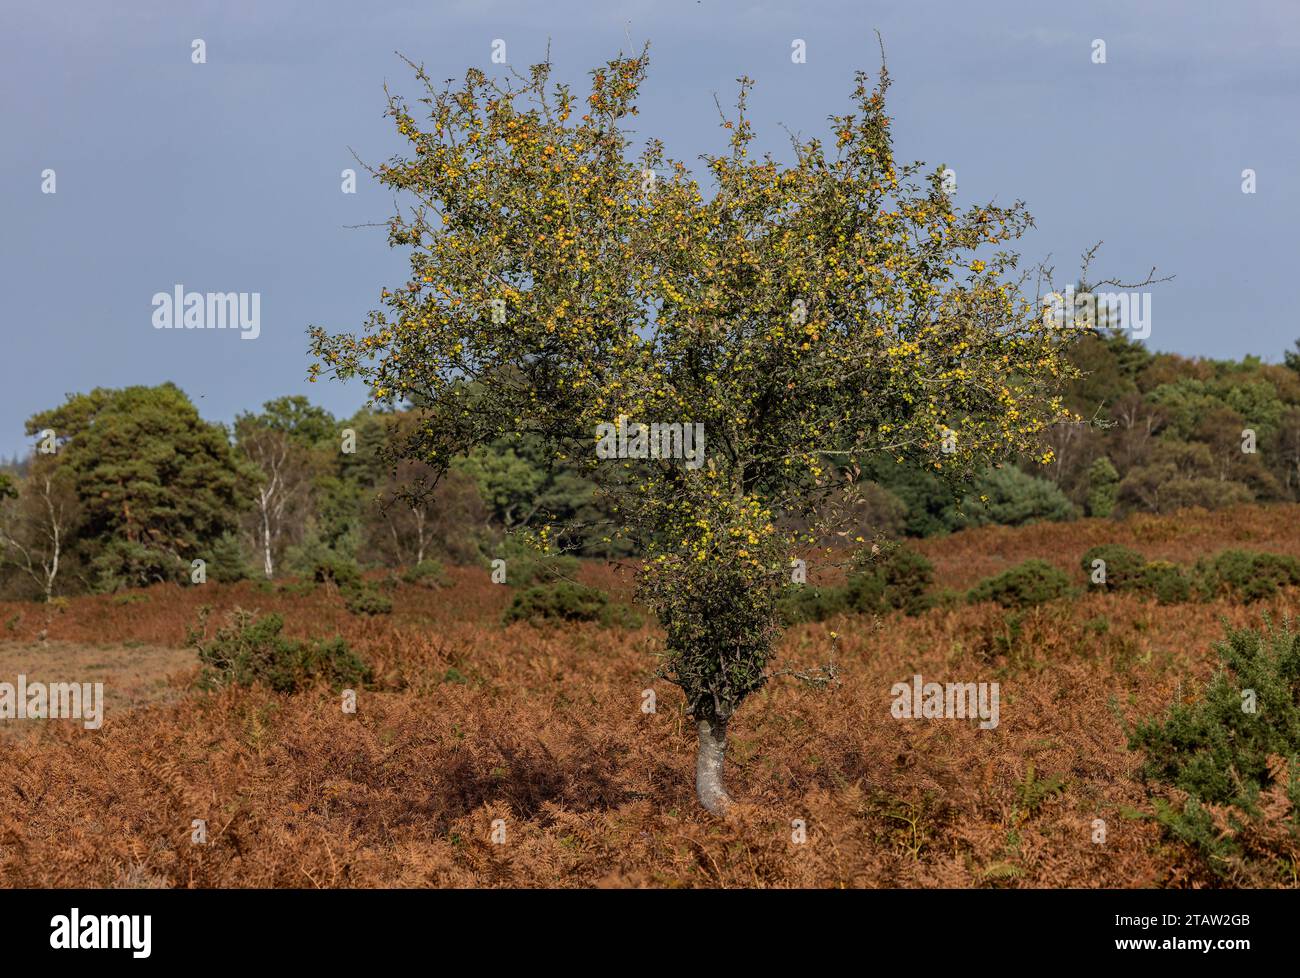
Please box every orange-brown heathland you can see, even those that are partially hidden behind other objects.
[2,504,1298,888]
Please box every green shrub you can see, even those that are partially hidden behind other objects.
[967,559,1072,609]
[502,581,640,628]
[1080,546,1193,605]
[311,554,362,590]
[1140,560,1192,605]
[861,456,956,537]
[493,537,580,587]
[1195,549,1300,603]
[930,586,964,610]
[952,466,1076,528]
[846,544,935,616]
[1080,544,1147,592]
[343,583,393,616]
[776,545,934,624]
[1128,620,1300,884]
[504,581,606,624]
[1086,456,1120,518]
[401,559,449,588]
[208,532,252,583]
[91,540,179,592]
[282,536,359,581]
[777,585,850,625]
[190,608,371,693]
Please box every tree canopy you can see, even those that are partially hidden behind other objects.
[26,383,250,589]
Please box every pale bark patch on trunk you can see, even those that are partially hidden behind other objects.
[695,717,734,815]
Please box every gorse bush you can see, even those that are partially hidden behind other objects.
[190,608,371,693]
[503,581,604,624]
[777,584,848,625]
[298,550,392,615]
[1077,545,1300,606]
[1129,620,1300,885]
[493,537,580,588]
[343,582,393,616]
[1081,544,1147,592]
[310,553,363,590]
[1139,560,1192,605]
[967,559,1072,609]
[777,544,934,624]
[1081,543,1191,604]
[1194,549,1300,603]
[846,545,935,616]
[401,559,449,588]
[502,581,641,628]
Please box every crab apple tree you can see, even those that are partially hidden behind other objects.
[309,48,1077,814]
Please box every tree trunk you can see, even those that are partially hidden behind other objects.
[695,717,734,815]
[260,493,274,579]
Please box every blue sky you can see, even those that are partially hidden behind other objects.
[3,0,1298,459]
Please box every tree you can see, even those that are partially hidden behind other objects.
[27,384,251,590]
[310,48,1076,813]
[1109,392,1166,473]
[862,456,960,537]
[1274,406,1300,499]
[1120,441,1253,514]
[0,464,80,637]
[950,466,1075,528]
[1085,456,1119,517]
[308,409,390,563]
[454,442,546,531]
[454,430,632,555]
[357,412,488,566]
[362,459,486,566]
[1043,330,1136,498]
[235,396,335,578]
[1062,331,1135,417]
[1284,338,1300,373]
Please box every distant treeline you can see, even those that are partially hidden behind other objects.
[0,386,630,600]
[858,330,1300,536]
[4,329,1300,599]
